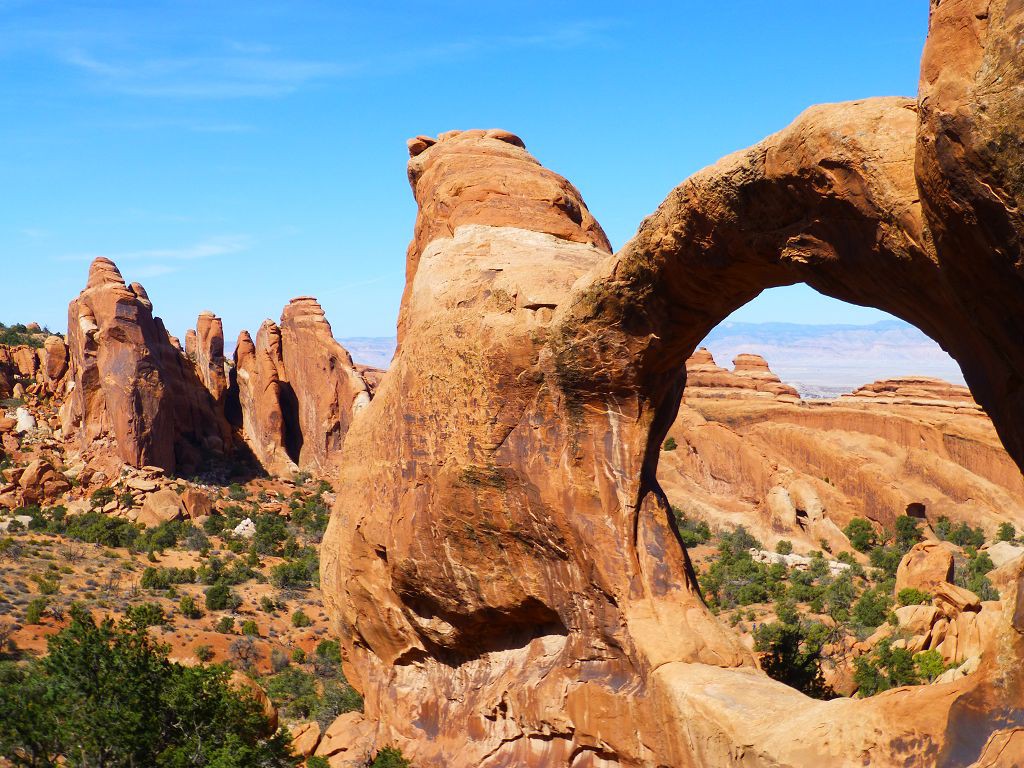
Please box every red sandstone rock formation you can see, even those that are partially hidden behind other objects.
[40,335,69,394]
[190,311,229,407]
[397,127,609,346]
[916,0,1024,468]
[233,324,297,476]
[0,348,13,398]
[10,346,39,379]
[319,2,1024,763]
[279,297,370,474]
[323,129,749,766]
[354,365,385,395]
[232,301,371,477]
[63,258,227,473]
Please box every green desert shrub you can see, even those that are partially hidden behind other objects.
[0,606,295,766]
[843,518,876,553]
[897,588,931,607]
[179,594,202,619]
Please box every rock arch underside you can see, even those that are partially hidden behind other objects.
[320,3,1024,766]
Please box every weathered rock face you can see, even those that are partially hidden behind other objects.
[354,365,385,396]
[916,0,1024,468]
[896,541,956,593]
[63,258,227,473]
[320,3,1024,764]
[279,297,371,474]
[11,346,39,379]
[136,488,186,528]
[397,127,610,345]
[0,350,12,398]
[0,337,68,400]
[18,458,70,506]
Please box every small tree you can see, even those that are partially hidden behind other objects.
[843,518,876,553]
[241,620,260,637]
[0,606,296,766]
[369,746,413,768]
[229,636,261,672]
[852,587,892,630]
[291,609,312,628]
[914,649,949,682]
[893,515,922,554]
[179,594,202,619]
[89,487,116,509]
[753,599,834,700]
[998,522,1016,542]
[853,638,922,696]
[227,483,249,501]
[25,597,47,624]
[205,582,239,611]
[662,437,677,451]
[126,602,166,628]
[775,540,793,556]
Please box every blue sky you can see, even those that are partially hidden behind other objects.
[0,1,929,344]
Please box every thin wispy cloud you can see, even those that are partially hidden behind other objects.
[57,20,614,100]
[60,235,252,278]
[63,48,356,98]
[131,264,177,279]
[86,116,256,134]
[319,270,403,297]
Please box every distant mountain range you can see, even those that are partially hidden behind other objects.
[341,319,967,398]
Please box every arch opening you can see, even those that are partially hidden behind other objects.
[651,288,1022,699]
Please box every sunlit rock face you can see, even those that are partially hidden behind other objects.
[321,3,1024,765]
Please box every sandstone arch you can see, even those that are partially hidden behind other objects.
[322,3,1024,765]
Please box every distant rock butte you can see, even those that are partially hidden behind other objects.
[837,376,982,414]
[685,347,800,403]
